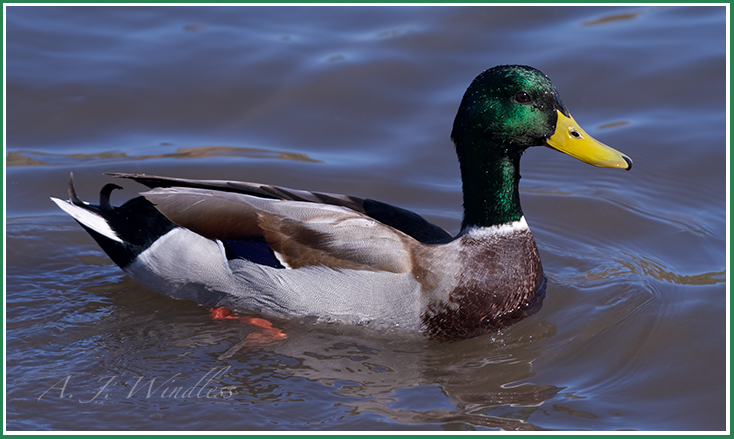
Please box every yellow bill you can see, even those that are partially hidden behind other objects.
[544,110,632,170]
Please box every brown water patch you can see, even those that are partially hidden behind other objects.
[583,12,639,26]
[7,145,320,167]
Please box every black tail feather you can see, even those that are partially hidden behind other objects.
[69,172,85,207]
[100,183,123,211]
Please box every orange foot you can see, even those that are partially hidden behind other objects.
[209,307,287,347]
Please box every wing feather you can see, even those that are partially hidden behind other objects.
[142,187,412,273]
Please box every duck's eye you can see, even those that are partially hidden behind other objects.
[514,91,531,104]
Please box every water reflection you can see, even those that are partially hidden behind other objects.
[620,253,726,285]
[210,314,562,429]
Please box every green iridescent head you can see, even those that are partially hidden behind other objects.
[452,65,566,153]
[452,65,631,169]
[451,65,631,229]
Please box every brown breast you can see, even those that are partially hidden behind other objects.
[420,228,546,341]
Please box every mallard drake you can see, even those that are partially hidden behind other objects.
[51,65,631,340]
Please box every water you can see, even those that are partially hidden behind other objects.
[5,5,727,431]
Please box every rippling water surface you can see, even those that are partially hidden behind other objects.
[5,5,727,431]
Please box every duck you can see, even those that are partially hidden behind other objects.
[51,65,632,341]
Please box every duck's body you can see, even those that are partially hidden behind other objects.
[52,65,631,340]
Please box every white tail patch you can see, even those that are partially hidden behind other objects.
[50,197,123,243]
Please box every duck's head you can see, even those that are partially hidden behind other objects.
[451,64,632,170]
